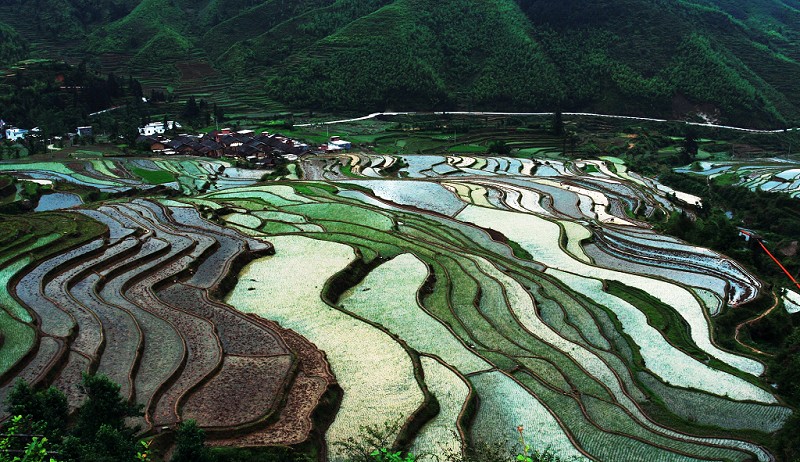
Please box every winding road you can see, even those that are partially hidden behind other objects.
[296,111,799,134]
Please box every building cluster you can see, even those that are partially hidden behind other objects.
[1,116,352,164]
[135,128,311,166]
[1,119,93,142]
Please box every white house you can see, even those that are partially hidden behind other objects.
[138,121,182,136]
[328,136,352,150]
[4,128,28,141]
[322,143,343,152]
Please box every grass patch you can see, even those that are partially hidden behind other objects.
[507,239,533,260]
[339,165,360,178]
[131,167,176,185]
[448,144,486,153]
[713,172,740,186]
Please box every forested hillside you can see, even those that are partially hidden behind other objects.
[1,0,799,126]
[0,22,27,67]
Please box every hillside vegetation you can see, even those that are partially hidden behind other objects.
[0,22,27,67]
[1,0,799,126]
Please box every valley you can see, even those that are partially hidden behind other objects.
[1,0,800,459]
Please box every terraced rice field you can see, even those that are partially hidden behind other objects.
[0,153,792,460]
[676,159,800,197]
[195,153,783,460]
[0,199,333,447]
[0,157,268,196]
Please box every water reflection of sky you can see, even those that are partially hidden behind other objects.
[35,192,84,212]
[350,180,465,216]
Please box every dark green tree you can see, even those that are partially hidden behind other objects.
[171,420,215,462]
[183,96,200,121]
[552,110,564,136]
[128,77,143,100]
[73,373,141,440]
[487,140,511,155]
[61,424,140,462]
[213,103,225,124]
[5,380,69,442]
[680,128,698,164]
[662,210,694,240]
[106,73,121,98]
[60,374,143,462]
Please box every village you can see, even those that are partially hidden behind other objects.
[1,119,352,164]
[135,121,312,167]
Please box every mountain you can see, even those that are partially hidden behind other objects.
[1,0,799,127]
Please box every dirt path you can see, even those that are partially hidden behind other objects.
[734,291,779,357]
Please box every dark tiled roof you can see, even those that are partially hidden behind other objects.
[136,135,159,145]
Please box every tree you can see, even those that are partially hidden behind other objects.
[170,420,215,462]
[182,96,199,121]
[552,110,564,136]
[213,103,225,124]
[73,373,141,440]
[0,415,56,462]
[199,99,211,127]
[126,76,143,101]
[487,140,511,155]
[60,374,143,462]
[680,127,698,164]
[5,377,152,462]
[5,380,69,442]
[662,210,694,240]
[106,73,121,98]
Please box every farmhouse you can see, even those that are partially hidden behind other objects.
[138,121,182,136]
[4,127,28,141]
[328,135,352,150]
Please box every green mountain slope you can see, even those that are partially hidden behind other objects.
[259,0,568,110]
[0,22,27,67]
[1,0,799,126]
